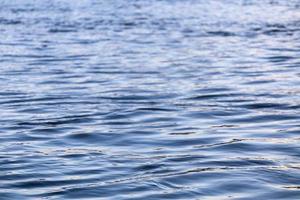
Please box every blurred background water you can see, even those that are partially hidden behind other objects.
[0,0,300,199]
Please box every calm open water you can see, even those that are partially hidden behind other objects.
[1,0,300,199]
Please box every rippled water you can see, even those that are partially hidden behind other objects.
[1,0,300,199]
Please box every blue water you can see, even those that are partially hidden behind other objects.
[1,0,300,199]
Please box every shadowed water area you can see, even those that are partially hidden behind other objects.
[1,0,300,199]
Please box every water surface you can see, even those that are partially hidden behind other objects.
[1,0,300,199]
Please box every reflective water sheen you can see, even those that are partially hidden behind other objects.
[1,0,300,199]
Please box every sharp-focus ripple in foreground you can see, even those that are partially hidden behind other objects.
[1,0,300,199]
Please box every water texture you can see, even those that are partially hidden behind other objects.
[0,0,300,199]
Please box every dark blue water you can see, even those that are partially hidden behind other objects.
[1,0,300,199]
